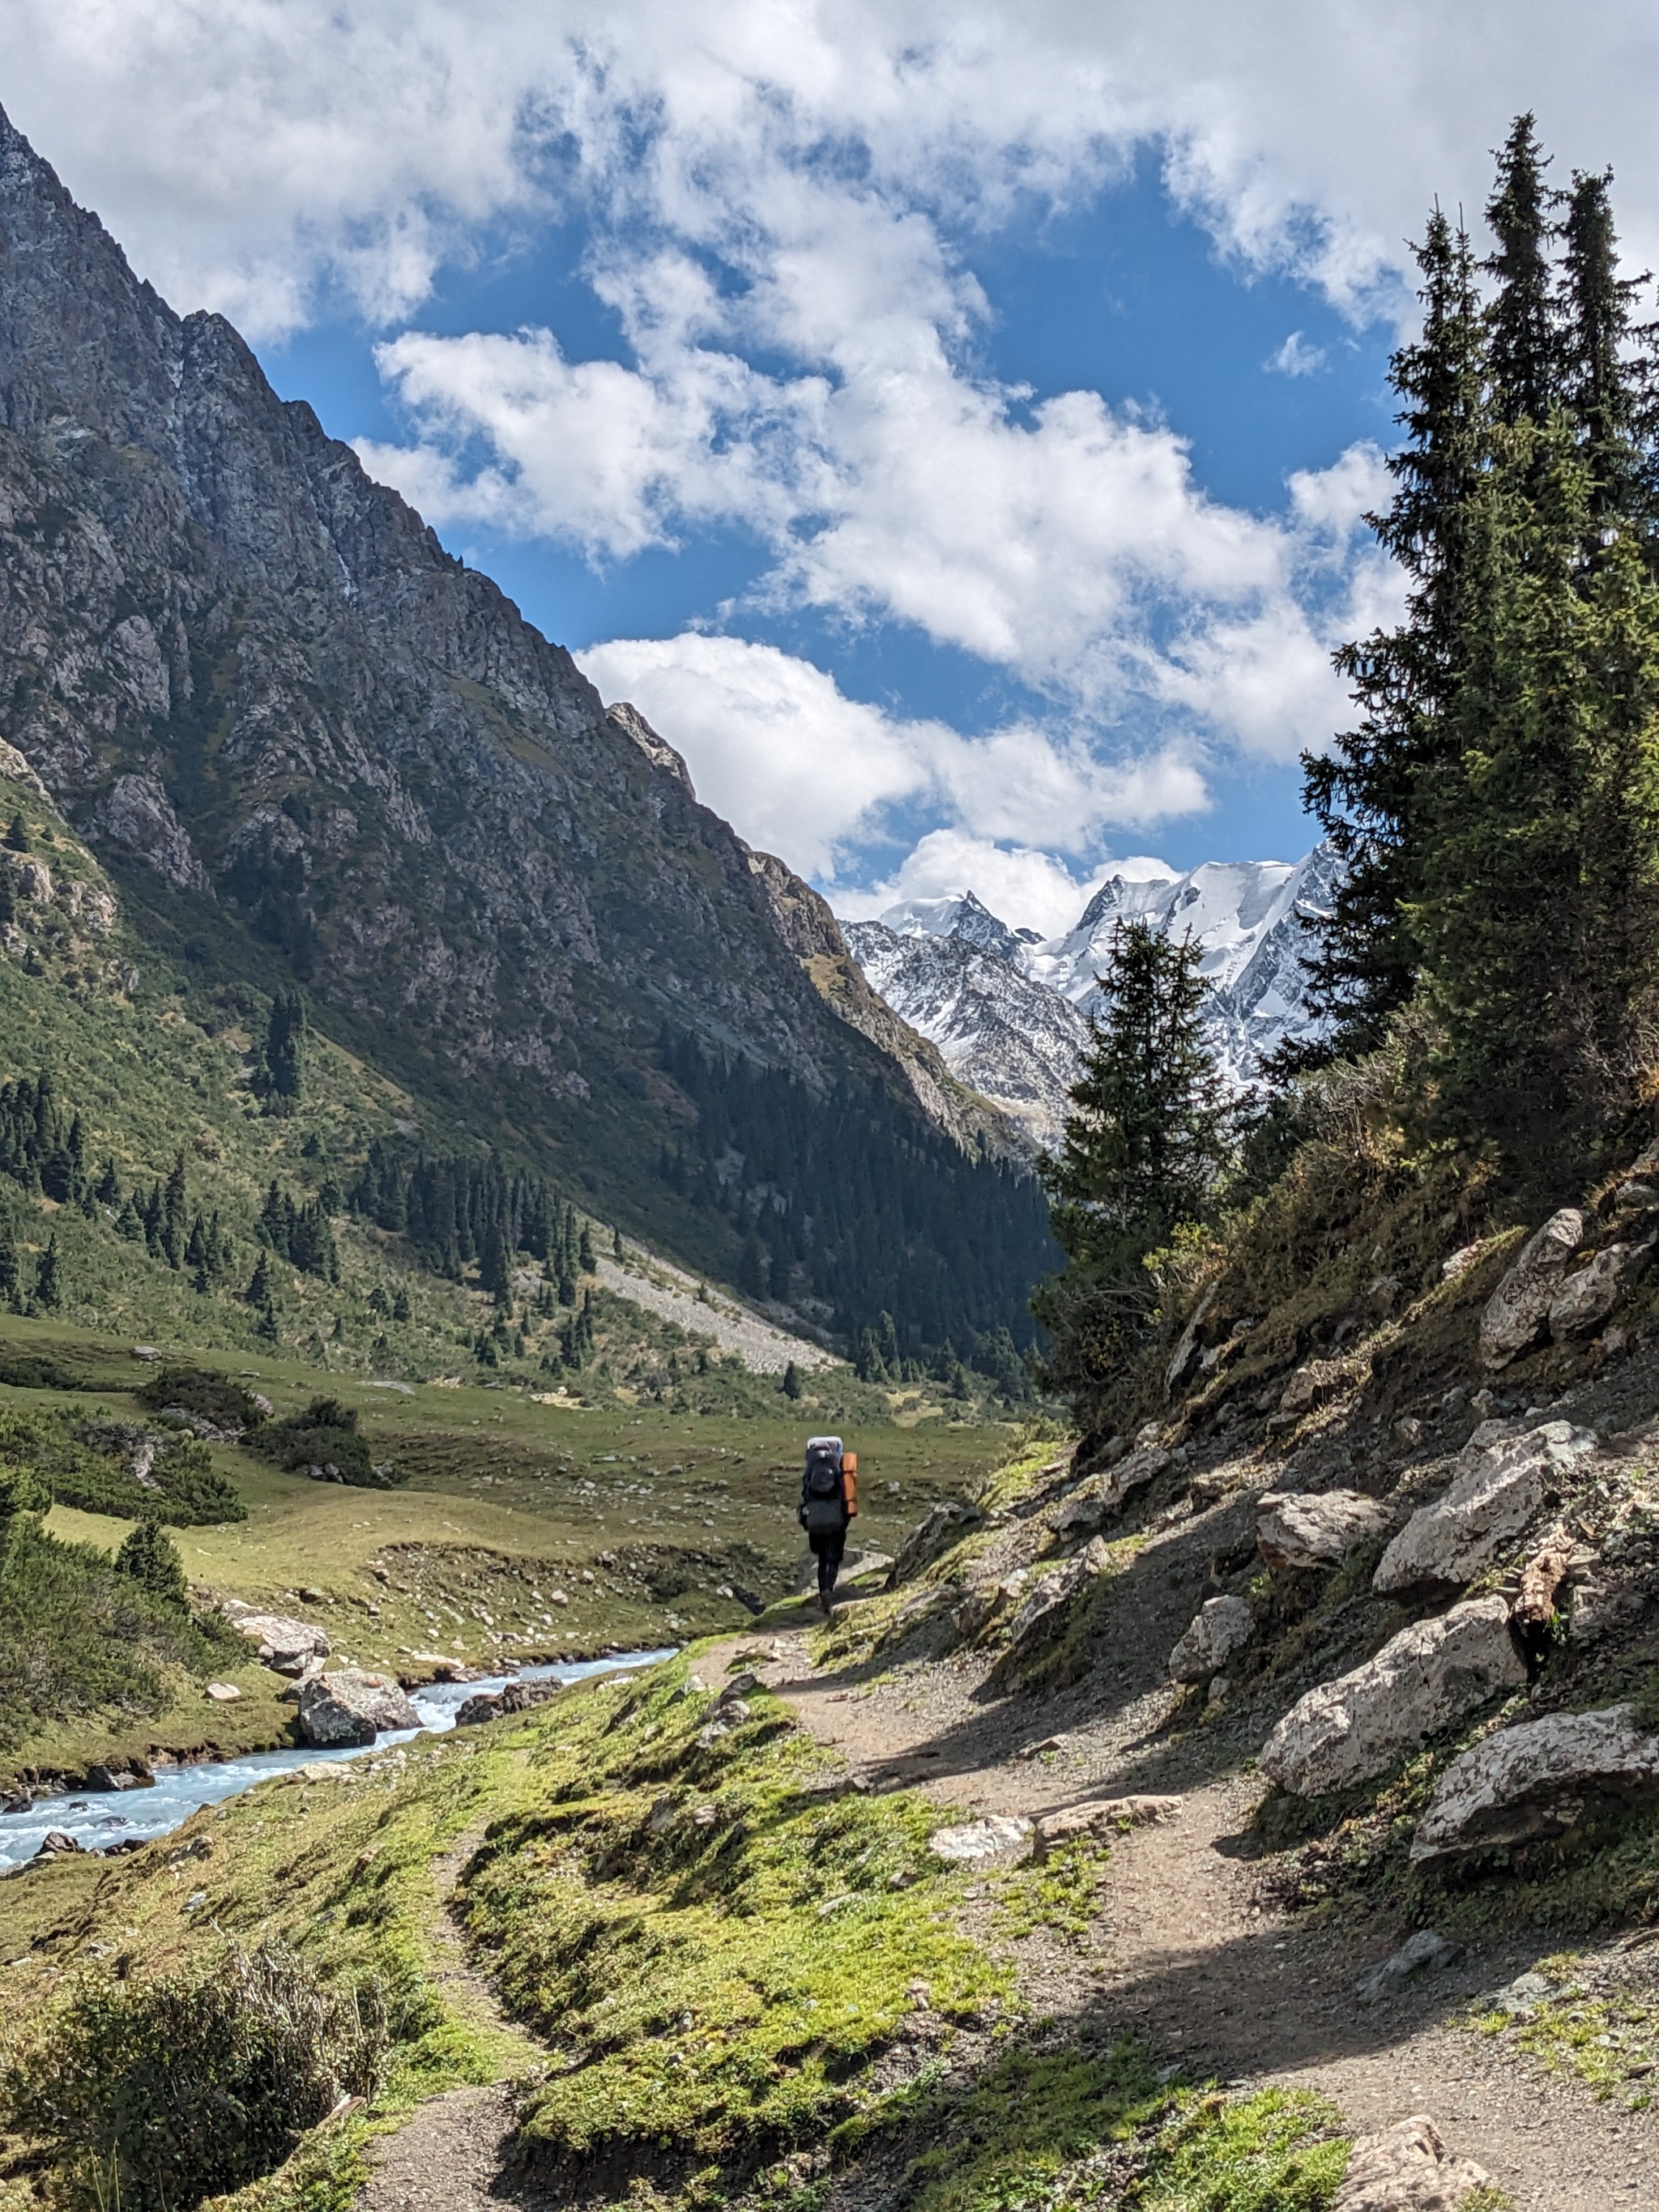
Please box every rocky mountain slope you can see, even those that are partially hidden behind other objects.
[0,104,1047,1345]
[843,846,1341,1144]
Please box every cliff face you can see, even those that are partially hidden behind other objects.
[0,104,992,1230]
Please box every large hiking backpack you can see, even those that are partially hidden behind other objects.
[802,1435,847,1534]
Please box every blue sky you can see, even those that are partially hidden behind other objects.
[11,3,1659,936]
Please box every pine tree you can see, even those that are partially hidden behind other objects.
[3,812,29,854]
[779,1360,802,1400]
[113,1521,189,1609]
[1301,208,1491,1061]
[1484,113,1562,428]
[1033,922,1230,1430]
[246,1250,275,1309]
[260,990,305,1113]
[0,1228,19,1311]
[33,1234,59,1311]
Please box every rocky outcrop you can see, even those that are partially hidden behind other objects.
[1051,1446,1170,1536]
[1256,1490,1392,1572]
[1168,1596,1254,1683]
[1258,1597,1527,1798]
[1333,2116,1491,2210]
[1372,1421,1595,1593]
[1479,1209,1584,1366]
[1002,1536,1113,1660]
[1546,1236,1654,1336]
[454,1678,564,1727]
[1410,1703,1659,1860]
[296,1669,420,1747]
[889,1500,983,1585]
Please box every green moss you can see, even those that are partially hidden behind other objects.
[454,1663,1009,2193]
[1140,2089,1350,2210]
[996,1838,1112,1945]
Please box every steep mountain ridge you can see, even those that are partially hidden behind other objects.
[0,104,1048,1343]
[842,845,1340,1140]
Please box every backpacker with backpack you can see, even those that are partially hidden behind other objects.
[801,1435,847,1533]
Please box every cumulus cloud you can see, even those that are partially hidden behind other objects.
[1266,332,1327,377]
[577,633,1203,877]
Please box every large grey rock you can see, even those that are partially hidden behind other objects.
[1168,1595,1255,1683]
[1051,1447,1170,1536]
[1333,2115,1491,2210]
[1003,1536,1113,1658]
[1372,1420,1595,1593]
[889,1500,983,1585]
[1354,1929,1461,2005]
[226,1607,331,1673]
[1546,1236,1654,1337]
[1164,1286,1216,1399]
[296,1669,420,1747]
[1410,1703,1659,1860]
[1257,1490,1392,1573]
[1258,1596,1526,1798]
[1479,1208,1584,1367]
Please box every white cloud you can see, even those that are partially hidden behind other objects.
[1267,332,1327,377]
[577,633,1204,877]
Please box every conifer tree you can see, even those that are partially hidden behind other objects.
[1034,922,1230,1429]
[113,1520,189,1609]
[3,812,29,854]
[1484,113,1561,428]
[34,1234,59,1311]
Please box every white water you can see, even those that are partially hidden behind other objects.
[0,1648,675,1869]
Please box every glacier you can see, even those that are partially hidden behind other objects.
[840,846,1340,1149]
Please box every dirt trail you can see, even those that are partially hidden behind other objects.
[357,1807,544,2212]
[707,1572,1659,2211]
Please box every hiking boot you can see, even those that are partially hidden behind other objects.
[818,1587,834,1617]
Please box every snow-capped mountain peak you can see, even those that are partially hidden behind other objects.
[838,844,1338,1147]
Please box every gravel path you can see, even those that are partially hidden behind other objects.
[704,1520,1659,2209]
[598,1249,838,1375]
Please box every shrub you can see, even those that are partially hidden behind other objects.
[2,1944,387,2212]
[137,1362,267,1433]
[112,1520,188,1609]
[254,1396,403,1488]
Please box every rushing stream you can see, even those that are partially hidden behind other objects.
[0,1648,676,1869]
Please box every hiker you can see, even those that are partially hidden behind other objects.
[799,1433,857,1614]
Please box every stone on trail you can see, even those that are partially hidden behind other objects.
[1167,1595,1254,1683]
[928,1815,1034,1869]
[1410,1702,1659,1860]
[296,1668,420,1747]
[1256,1490,1392,1573]
[1353,1929,1462,2005]
[1333,2115,1492,2210]
[1257,1596,1526,1798]
[1478,1207,1584,1367]
[1033,1796,1182,1855]
[1371,1420,1596,1594]
[204,1681,241,1703]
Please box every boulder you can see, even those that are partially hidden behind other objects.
[1051,1447,1170,1536]
[204,1682,241,1703]
[227,1608,331,1673]
[296,1668,420,1748]
[928,1815,1034,1869]
[1256,1490,1392,1573]
[1258,1596,1526,1798]
[1033,1796,1181,1855]
[1003,1536,1113,1657]
[1410,1702,1659,1860]
[1354,1929,1462,2005]
[1277,1358,1347,1418]
[454,1678,562,1727]
[1168,1595,1254,1683]
[953,1572,1026,1642]
[1333,2116,1491,2210]
[1372,1420,1595,1593]
[1546,1235,1654,1337]
[1478,1207,1584,1367]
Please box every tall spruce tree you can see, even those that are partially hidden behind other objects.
[1033,921,1230,1432]
[1484,113,1561,428]
[1301,210,1491,1061]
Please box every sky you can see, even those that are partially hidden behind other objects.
[7,4,1659,937]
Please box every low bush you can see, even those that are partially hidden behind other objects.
[253,1396,403,1488]
[1,1942,387,2212]
[0,1405,245,1525]
[137,1362,267,1433]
